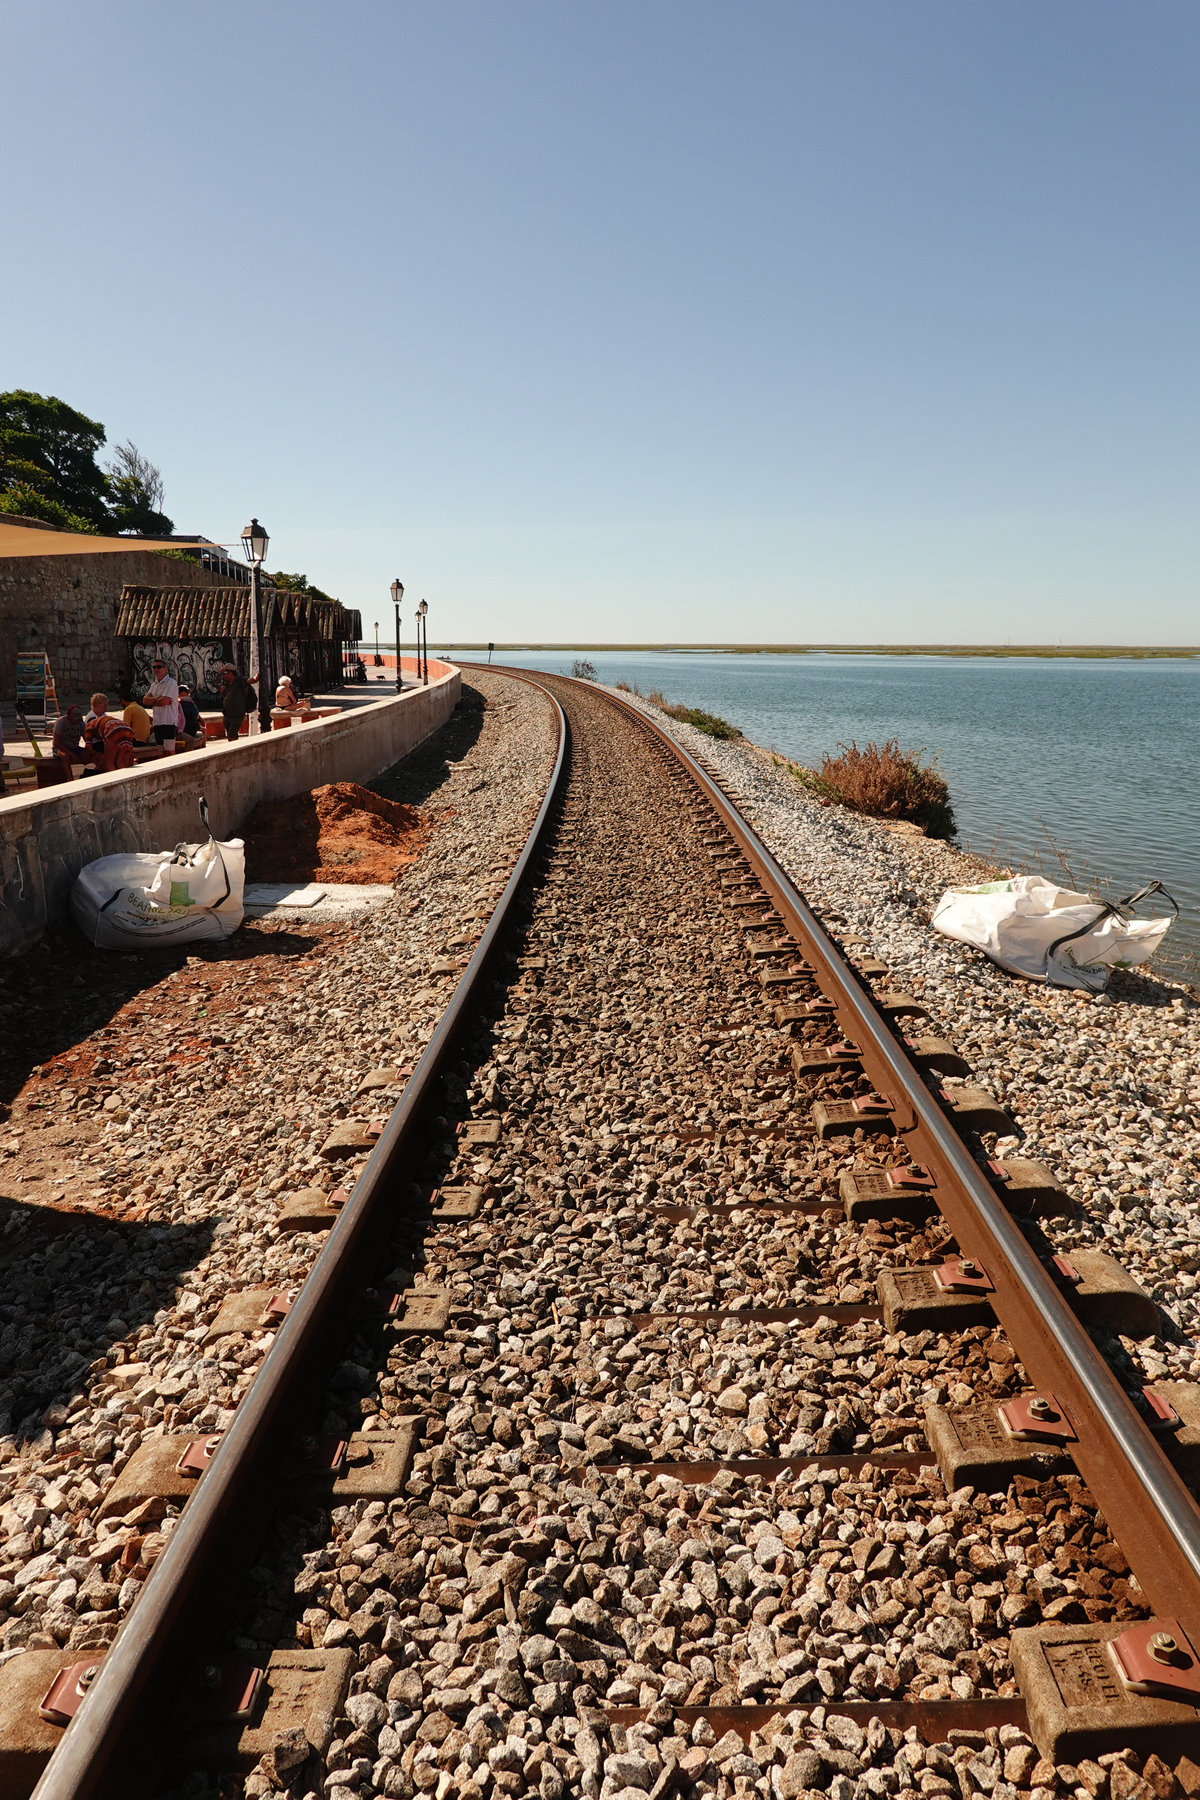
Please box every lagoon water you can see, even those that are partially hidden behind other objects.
[468,649,1200,967]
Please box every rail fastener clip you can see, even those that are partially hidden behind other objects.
[1000,1392,1079,1446]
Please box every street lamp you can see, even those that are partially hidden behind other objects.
[373,621,382,668]
[390,579,404,692]
[418,598,429,686]
[240,516,272,734]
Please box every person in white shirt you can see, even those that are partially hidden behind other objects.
[142,659,181,746]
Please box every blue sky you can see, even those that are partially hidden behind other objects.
[6,3,1198,643]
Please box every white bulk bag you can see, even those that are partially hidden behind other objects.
[71,799,245,949]
[931,874,1174,992]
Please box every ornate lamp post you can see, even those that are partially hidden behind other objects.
[390,579,404,692]
[418,598,429,686]
[240,516,271,733]
[373,621,382,667]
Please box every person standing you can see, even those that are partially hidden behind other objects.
[219,665,255,742]
[143,659,180,746]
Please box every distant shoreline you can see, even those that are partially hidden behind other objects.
[412,643,1199,660]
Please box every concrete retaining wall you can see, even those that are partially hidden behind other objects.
[0,659,460,960]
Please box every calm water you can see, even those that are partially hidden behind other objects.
[457,649,1200,966]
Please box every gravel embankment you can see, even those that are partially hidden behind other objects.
[0,671,557,1665]
[619,695,1200,1396]
[207,673,1167,1800]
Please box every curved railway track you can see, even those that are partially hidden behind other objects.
[20,668,1200,1799]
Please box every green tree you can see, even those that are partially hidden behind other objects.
[105,440,173,536]
[0,481,99,533]
[0,391,110,526]
[270,570,335,604]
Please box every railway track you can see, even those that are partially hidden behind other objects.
[14,669,1200,1799]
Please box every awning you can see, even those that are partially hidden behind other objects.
[0,522,237,559]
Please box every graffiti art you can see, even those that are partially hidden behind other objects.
[131,640,231,706]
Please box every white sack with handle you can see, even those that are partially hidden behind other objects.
[930,874,1174,992]
[71,797,245,949]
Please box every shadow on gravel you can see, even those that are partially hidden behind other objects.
[1108,965,1196,1009]
[368,682,488,810]
[0,923,326,1110]
[0,1199,215,1446]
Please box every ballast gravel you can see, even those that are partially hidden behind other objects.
[0,671,557,1665]
[196,675,1186,1800]
[2,668,1195,1800]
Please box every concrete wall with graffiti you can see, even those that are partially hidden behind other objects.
[129,639,237,706]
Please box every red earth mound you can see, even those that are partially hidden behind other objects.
[241,781,429,885]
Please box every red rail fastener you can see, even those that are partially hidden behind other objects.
[261,1289,296,1324]
[39,1660,105,1725]
[886,1163,935,1190]
[934,1255,995,1294]
[1000,1393,1078,1444]
[174,1435,221,1478]
[1144,1388,1183,1432]
[281,1433,348,1478]
[851,1095,893,1117]
[173,1659,264,1729]
[360,1286,403,1318]
[1109,1618,1200,1702]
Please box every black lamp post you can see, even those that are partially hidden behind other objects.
[240,516,272,733]
[390,579,404,692]
[418,598,429,686]
[373,621,382,668]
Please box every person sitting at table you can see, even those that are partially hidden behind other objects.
[86,694,137,771]
[52,705,90,776]
[123,696,153,744]
[177,685,204,749]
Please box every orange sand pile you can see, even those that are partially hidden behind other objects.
[241,782,429,884]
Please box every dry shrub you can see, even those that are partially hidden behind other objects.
[805,739,955,838]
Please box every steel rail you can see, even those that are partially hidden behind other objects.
[33,684,568,1800]
[484,667,1200,1636]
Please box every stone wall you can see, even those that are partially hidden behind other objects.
[0,661,461,959]
[0,546,231,702]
